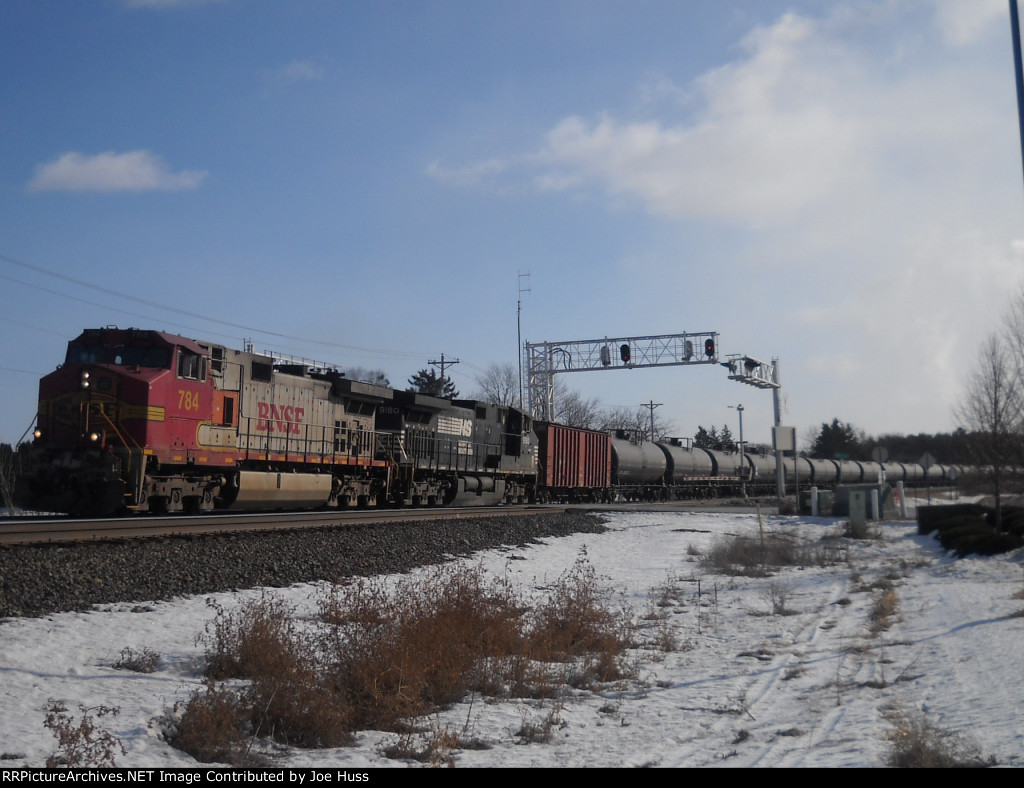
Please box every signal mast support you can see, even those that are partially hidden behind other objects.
[524,331,720,422]
[722,354,787,502]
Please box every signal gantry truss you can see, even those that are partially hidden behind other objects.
[525,332,719,421]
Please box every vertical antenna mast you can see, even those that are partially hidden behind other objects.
[517,271,530,408]
[1010,0,1024,197]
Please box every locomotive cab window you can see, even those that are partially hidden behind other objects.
[114,346,171,369]
[177,349,207,381]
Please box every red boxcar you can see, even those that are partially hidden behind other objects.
[533,421,611,502]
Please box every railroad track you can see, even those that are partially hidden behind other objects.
[0,505,565,546]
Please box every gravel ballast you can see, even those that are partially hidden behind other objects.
[0,512,607,619]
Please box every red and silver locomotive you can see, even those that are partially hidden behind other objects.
[16,328,538,515]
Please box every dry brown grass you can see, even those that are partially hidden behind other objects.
[172,554,635,762]
[702,530,846,577]
[870,588,900,634]
[319,564,527,730]
[112,646,159,674]
[172,680,251,765]
[885,709,996,768]
[43,701,125,768]
[526,553,634,677]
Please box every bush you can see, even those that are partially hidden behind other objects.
[113,646,159,674]
[886,710,996,768]
[173,681,250,765]
[44,702,125,768]
[319,564,527,729]
[527,552,633,670]
[171,556,635,760]
[916,505,987,535]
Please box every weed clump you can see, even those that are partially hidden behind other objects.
[172,554,635,762]
[702,529,844,577]
[886,709,996,768]
[171,680,251,765]
[112,647,159,674]
[44,702,125,768]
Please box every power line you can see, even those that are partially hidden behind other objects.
[0,250,426,361]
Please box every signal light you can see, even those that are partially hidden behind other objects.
[704,338,715,358]
[620,344,631,363]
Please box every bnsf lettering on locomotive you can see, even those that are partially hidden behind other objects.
[255,401,305,434]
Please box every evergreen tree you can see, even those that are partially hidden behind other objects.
[406,368,459,399]
[695,425,738,451]
[810,418,864,459]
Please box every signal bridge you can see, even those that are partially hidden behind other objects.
[525,331,719,422]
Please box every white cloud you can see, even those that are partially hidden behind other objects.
[27,151,208,193]
[266,59,326,86]
[932,0,1005,46]
[425,158,509,188]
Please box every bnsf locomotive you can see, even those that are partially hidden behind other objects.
[16,328,537,515]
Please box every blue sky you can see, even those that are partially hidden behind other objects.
[1,0,1021,450]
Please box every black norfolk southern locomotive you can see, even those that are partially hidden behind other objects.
[15,328,538,515]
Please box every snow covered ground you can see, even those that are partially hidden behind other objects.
[1,505,1022,768]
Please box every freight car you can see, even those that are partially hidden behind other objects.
[15,328,538,515]
[606,432,959,501]
[532,421,611,503]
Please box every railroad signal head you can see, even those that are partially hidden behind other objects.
[704,338,715,358]
[620,344,631,363]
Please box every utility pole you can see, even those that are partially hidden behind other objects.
[641,401,662,442]
[428,354,460,390]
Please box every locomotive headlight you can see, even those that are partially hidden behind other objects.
[33,428,42,439]
[89,431,100,442]
[80,371,91,389]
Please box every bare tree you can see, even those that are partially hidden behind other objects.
[955,334,1023,529]
[471,362,521,408]
[554,386,603,429]
[344,367,391,386]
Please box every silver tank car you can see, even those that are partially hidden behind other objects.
[783,457,814,484]
[658,439,715,484]
[707,449,743,477]
[807,458,839,484]
[743,453,776,481]
[610,434,668,485]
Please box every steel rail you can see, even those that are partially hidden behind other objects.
[0,505,566,546]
